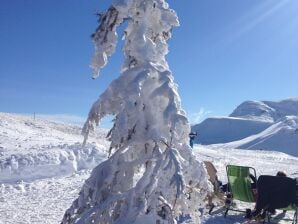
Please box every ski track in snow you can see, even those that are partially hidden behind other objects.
[0,113,297,223]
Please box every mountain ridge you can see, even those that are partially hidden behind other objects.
[192,98,298,156]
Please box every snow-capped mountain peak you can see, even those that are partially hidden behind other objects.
[230,98,298,122]
[230,100,276,122]
[192,98,298,156]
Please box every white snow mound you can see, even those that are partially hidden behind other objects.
[0,112,109,183]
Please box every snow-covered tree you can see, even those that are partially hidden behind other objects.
[61,0,210,223]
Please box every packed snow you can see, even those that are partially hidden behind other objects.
[0,113,297,223]
[192,98,298,156]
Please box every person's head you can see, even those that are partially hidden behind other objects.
[189,132,196,138]
[276,171,287,177]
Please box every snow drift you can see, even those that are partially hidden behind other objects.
[0,143,106,183]
[0,112,109,183]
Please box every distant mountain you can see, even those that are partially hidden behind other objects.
[214,116,298,156]
[192,98,298,156]
[192,117,271,145]
[230,98,298,122]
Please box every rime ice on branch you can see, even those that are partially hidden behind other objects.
[62,0,210,223]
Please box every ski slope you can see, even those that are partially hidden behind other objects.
[0,113,297,223]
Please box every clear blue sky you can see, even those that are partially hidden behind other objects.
[1,0,298,125]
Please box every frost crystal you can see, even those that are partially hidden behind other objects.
[62,0,210,223]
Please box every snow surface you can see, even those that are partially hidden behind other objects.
[231,98,298,122]
[192,117,271,145]
[215,116,298,156]
[192,98,298,156]
[0,112,109,183]
[0,113,297,223]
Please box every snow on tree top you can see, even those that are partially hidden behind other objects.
[62,1,210,224]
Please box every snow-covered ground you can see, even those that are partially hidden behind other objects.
[195,145,298,224]
[0,113,109,183]
[0,113,297,223]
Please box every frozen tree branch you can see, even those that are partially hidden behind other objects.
[90,6,124,79]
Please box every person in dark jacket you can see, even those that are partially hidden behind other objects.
[189,132,197,148]
[251,174,297,220]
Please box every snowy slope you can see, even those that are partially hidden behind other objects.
[0,112,109,183]
[1,144,297,224]
[230,98,298,122]
[192,117,271,144]
[0,113,297,224]
[192,98,298,156]
[215,116,298,156]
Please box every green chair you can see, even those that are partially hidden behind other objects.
[224,165,257,217]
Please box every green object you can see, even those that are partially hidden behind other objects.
[226,165,256,203]
[224,165,257,218]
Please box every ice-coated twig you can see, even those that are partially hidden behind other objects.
[164,147,185,198]
[90,6,124,79]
